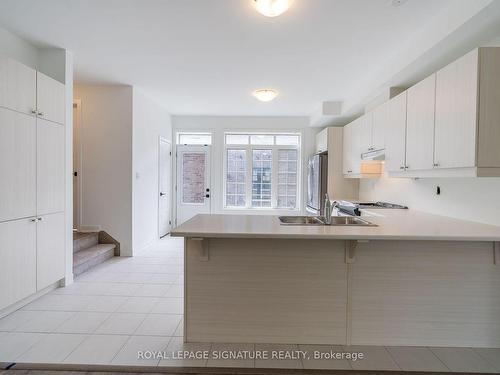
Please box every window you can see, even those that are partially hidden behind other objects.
[252,150,272,207]
[226,149,246,207]
[224,133,301,210]
[277,149,298,208]
[177,132,212,145]
[181,152,206,204]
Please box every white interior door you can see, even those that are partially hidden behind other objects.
[158,137,172,237]
[176,145,211,225]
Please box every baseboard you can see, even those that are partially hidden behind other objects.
[0,281,61,319]
[62,273,74,286]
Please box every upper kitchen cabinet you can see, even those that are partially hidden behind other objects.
[342,122,354,175]
[343,117,363,176]
[37,72,65,125]
[381,92,407,173]
[315,128,328,153]
[434,49,478,169]
[369,110,385,152]
[0,58,37,116]
[396,47,500,177]
[405,74,436,171]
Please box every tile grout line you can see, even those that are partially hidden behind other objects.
[10,331,48,362]
[427,346,452,372]
[472,347,500,372]
[383,346,402,371]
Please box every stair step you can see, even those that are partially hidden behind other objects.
[73,232,99,253]
[73,244,116,277]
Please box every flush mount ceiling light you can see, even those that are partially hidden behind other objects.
[253,89,279,102]
[253,0,293,17]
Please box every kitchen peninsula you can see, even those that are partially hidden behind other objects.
[171,211,500,348]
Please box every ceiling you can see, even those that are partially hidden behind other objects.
[0,0,499,119]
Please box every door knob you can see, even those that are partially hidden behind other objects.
[205,194,210,198]
[160,192,166,196]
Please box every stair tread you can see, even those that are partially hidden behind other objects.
[73,243,116,266]
[73,232,98,240]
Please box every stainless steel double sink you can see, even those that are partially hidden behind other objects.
[278,215,377,226]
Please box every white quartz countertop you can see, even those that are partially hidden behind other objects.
[170,210,500,241]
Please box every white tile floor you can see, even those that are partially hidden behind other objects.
[0,236,500,372]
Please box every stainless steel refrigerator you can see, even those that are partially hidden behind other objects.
[306,152,328,215]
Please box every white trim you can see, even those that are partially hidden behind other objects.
[72,99,83,230]
[158,136,172,238]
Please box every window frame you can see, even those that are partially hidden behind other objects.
[223,132,301,211]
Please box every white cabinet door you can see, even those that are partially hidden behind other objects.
[359,113,372,154]
[350,117,365,174]
[0,57,37,116]
[434,49,478,169]
[37,119,65,215]
[36,72,65,125]
[0,218,37,310]
[372,102,387,152]
[315,128,328,153]
[406,74,436,171]
[342,124,353,175]
[0,108,36,222]
[37,212,65,290]
[384,92,407,173]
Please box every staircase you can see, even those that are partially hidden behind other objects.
[73,232,117,277]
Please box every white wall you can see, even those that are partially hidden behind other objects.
[132,88,172,252]
[359,176,500,226]
[0,26,38,68]
[172,116,318,224]
[73,84,134,256]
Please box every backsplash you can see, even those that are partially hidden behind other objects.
[359,176,500,226]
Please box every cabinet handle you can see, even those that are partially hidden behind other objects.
[31,109,37,114]
[433,163,439,167]
[400,166,405,170]
[38,112,44,116]
[30,218,37,222]
[37,217,42,222]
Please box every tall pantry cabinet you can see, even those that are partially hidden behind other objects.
[0,57,66,311]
